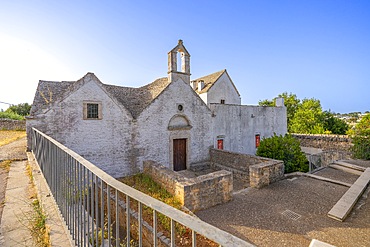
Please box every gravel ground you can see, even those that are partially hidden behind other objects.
[196,174,370,247]
[0,137,27,161]
[314,167,360,184]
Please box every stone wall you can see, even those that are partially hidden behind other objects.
[210,148,284,188]
[0,119,25,130]
[136,77,213,171]
[249,161,284,188]
[143,160,232,212]
[210,104,287,155]
[292,134,352,152]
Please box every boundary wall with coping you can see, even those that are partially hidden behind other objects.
[210,149,284,188]
[143,160,232,212]
[0,119,25,130]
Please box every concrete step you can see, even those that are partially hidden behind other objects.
[327,168,370,221]
[332,161,366,172]
[329,164,363,176]
[285,172,352,187]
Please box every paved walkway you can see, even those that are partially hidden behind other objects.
[0,137,73,246]
[0,160,34,246]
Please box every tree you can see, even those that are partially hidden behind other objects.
[256,134,308,173]
[258,99,274,106]
[289,98,324,134]
[322,110,349,135]
[352,113,370,160]
[5,103,31,116]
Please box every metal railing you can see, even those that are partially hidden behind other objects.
[31,128,253,247]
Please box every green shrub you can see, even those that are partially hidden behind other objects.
[351,113,370,160]
[0,111,24,120]
[352,136,370,160]
[256,134,308,173]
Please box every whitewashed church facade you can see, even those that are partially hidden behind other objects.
[27,40,287,178]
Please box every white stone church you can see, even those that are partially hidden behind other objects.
[27,40,287,178]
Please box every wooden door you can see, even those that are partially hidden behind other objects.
[173,139,187,171]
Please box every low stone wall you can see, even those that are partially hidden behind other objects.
[292,134,352,152]
[210,148,284,188]
[143,160,232,212]
[249,161,284,188]
[0,119,26,130]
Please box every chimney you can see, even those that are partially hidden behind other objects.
[276,97,285,107]
[198,80,204,92]
[190,81,197,90]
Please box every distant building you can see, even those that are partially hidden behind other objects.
[27,40,287,178]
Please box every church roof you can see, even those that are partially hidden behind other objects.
[30,80,74,116]
[191,69,225,94]
[30,74,171,119]
[191,69,240,96]
[102,77,170,118]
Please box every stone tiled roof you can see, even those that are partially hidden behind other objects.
[191,69,226,94]
[191,69,240,96]
[103,77,170,118]
[30,80,74,115]
[30,75,171,119]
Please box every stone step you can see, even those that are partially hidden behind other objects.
[329,164,363,176]
[332,161,366,172]
[327,168,370,221]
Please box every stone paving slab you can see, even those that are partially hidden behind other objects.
[313,167,359,185]
[0,161,34,247]
[333,161,366,172]
[309,239,336,247]
[329,164,363,176]
[328,168,370,221]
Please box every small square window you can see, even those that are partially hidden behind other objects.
[220,99,225,104]
[83,102,102,120]
[87,104,99,119]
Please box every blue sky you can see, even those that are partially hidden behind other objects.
[0,0,369,113]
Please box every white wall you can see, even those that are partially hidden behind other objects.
[211,104,287,154]
[27,75,134,178]
[136,78,213,170]
[206,73,241,106]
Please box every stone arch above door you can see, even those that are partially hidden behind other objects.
[168,114,192,131]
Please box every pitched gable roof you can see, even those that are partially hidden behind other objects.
[30,73,171,119]
[30,80,74,115]
[191,69,240,96]
[103,77,170,118]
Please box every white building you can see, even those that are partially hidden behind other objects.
[27,40,287,178]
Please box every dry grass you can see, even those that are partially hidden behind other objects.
[0,130,26,147]
[0,160,12,172]
[26,162,51,247]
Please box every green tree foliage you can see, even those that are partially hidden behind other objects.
[351,113,370,160]
[258,99,275,106]
[290,98,325,134]
[279,92,300,129]
[322,111,349,135]
[6,103,31,116]
[259,93,349,134]
[256,134,308,173]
